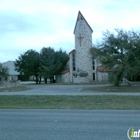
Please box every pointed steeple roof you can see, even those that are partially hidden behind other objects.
[73,11,93,34]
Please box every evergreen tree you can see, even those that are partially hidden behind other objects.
[15,49,40,84]
[15,47,69,84]
[40,47,69,83]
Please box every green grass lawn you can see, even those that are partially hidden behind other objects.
[0,95,140,110]
[84,85,140,92]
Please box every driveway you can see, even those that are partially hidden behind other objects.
[0,82,140,95]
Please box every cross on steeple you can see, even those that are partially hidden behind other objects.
[77,34,84,47]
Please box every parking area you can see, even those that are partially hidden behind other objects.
[0,82,140,95]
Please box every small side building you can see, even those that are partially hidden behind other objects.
[2,61,19,81]
[56,69,70,83]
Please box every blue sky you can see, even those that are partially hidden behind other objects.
[0,0,140,62]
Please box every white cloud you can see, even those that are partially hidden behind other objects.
[0,0,140,62]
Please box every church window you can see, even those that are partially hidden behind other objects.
[78,15,83,21]
[93,73,95,80]
[73,54,75,61]
[93,59,95,70]
[72,53,76,71]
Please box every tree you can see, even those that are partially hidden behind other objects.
[54,48,69,75]
[40,47,69,83]
[93,29,140,86]
[15,49,40,84]
[0,63,9,80]
[40,47,55,83]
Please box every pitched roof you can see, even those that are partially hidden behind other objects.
[73,11,93,34]
[97,66,113,72]
[60,69,70,74]
[69,49,75,54]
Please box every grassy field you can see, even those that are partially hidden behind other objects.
[0,95,140,110]
[84,85,140,92]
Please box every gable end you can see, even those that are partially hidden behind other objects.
[73,11,93,34]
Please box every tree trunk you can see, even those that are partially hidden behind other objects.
[39,76,41,84]
[50,77,55,83]
[114,67,124,86]
[44,78,47,84]
[35,76,39,84]
[114,78,121,86]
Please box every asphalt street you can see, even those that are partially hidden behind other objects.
[0,109,139,140]
[0,83,140,95]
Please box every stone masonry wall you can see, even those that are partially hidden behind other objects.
[74,15,93,83]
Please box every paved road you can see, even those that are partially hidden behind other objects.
[0,83,140,95]
[0,109,139,140]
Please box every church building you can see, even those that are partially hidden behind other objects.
[56,11,111,83]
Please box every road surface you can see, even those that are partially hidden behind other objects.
[0,109,139,140]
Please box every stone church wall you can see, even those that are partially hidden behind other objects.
[58,11,110,83]
[97,72,109,81]
[56,72,70,83]
[74,15,93,83]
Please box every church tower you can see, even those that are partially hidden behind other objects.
[70,11,94,83]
